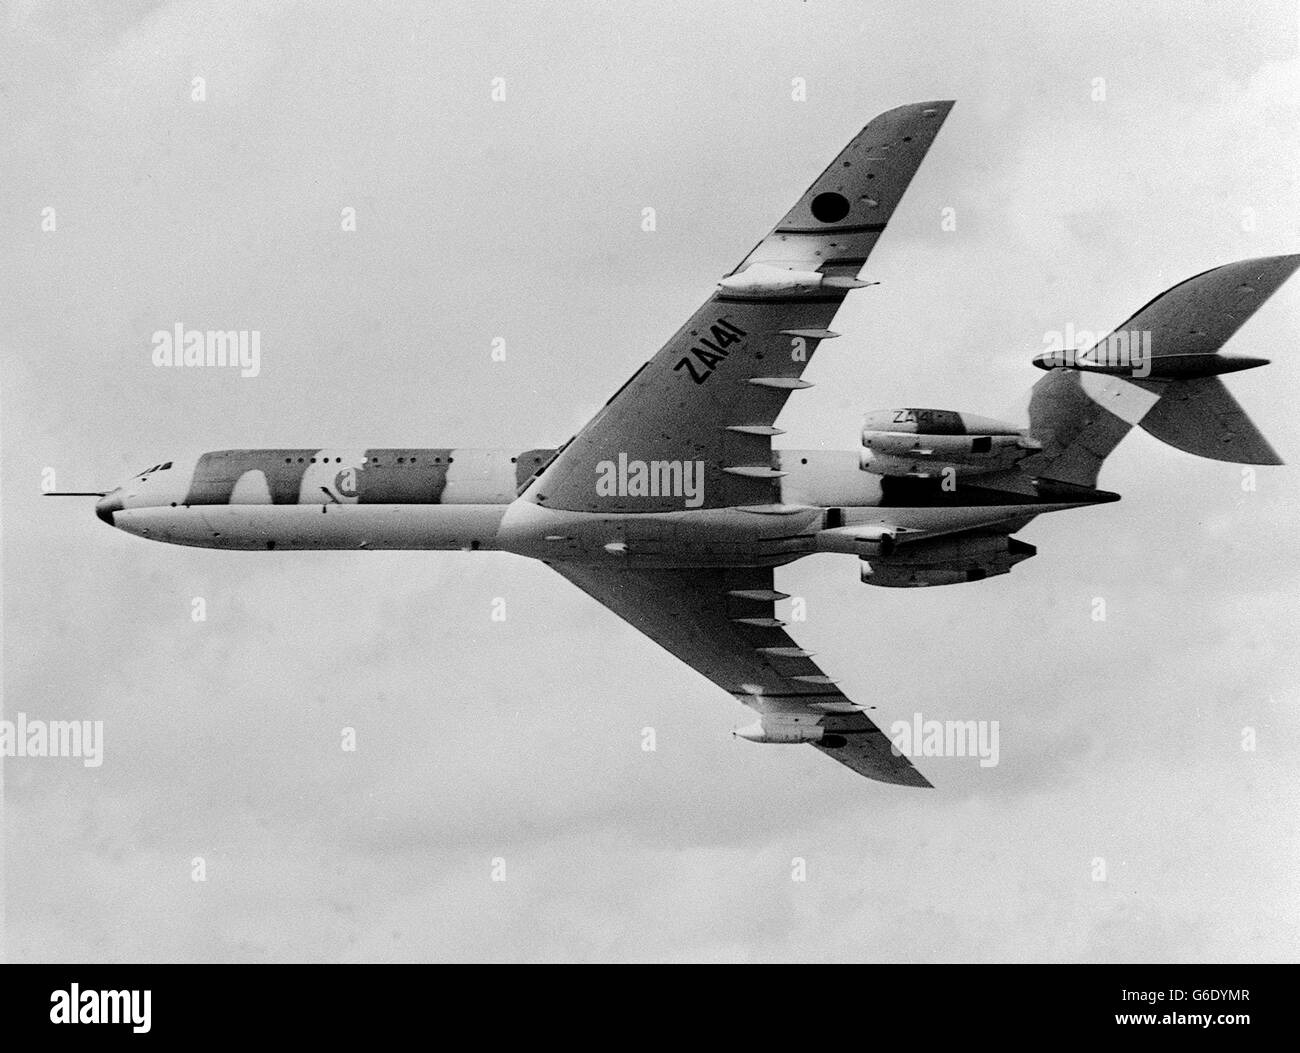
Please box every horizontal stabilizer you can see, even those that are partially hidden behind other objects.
[1138,376,1282,464]
[1020,255,1296,483]
[1104,253,1300,363]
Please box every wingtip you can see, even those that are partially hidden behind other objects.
[879,99,956,122]
[1217,252,1300,278]
[886,763,935,789]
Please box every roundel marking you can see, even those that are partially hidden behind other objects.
[810,191,851,223]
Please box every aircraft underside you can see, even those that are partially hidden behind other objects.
[58,98,1296,787]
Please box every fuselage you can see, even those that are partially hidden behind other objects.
[93,446,1093,567]
[98,447,549,552]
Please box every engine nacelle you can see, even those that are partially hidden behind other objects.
[861,408,1040,478]
[860,535,1036,588]
[873,532,1012,565]
[862,564,978,587]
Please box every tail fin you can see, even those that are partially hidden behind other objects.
[1022,254,1298,487]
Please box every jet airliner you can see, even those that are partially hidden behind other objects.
[55,101,1296,786]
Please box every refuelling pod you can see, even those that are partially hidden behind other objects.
[718,263,874,297]
[734,715,830,744]
[860,408,1040,478]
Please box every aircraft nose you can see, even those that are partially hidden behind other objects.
[95,489,124,526]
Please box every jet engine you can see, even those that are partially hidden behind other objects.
[860,408,1041,478]
[860,533,1036,588]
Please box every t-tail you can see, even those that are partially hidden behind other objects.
[1021,254,1298,487]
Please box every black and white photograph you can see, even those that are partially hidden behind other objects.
[2,0,1296,1019]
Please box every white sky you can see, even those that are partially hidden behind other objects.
[2,0,1298,962]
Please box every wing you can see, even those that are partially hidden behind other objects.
[525,101,955,513]
[550,561,931,787]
